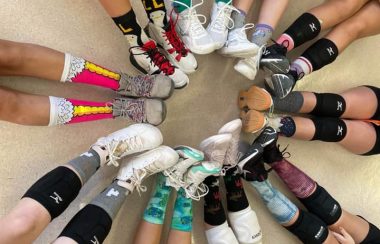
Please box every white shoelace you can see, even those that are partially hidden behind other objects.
[210,0,237,32]
[184,182,209,201]
[102,136,143,167]
[172,0,207,36]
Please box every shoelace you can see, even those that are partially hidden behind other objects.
[120,73,154,97]
[210,0,236,32]
[270,38,289,53]
[172,0,207,36]
[118,168,148,195]
[184,182,209,201]
[165,10,189,61]
[164,167,185,188]
[102,136,144,167]
[232,23,255,41]
[112,98,146,123]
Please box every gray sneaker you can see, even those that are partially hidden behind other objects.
[265,72,296,99]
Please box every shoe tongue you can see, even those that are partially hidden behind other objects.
[143,40,157,50]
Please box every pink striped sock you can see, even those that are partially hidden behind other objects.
[290,56,313,79]
[276,33,295,52]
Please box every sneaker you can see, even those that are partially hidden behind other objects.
[218,119,242,168]
[219,24,259,58]
[116,145,179,193]
[129,40,189,89]
[118,74,174,99]
[238,85,273,111]
[237,141,267,182]
[240,109,267,133]
[112,97,166,125]
[183,160,221,200]
[264,70,297,99]
[164,145,204,190]
[199,134,232,169]
[260,43,290,74]
[207,1,235,49]
[254,126,278,148]
[92,123,163,167]
[234,45,265,80]
[172,1,215,54]
[148,17,198,74]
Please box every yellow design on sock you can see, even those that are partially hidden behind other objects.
[85,61,121,81]
[73,105,112,117]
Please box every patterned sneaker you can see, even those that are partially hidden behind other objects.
[92,124,163,167]
[238,85,273,110]
[199,134,232,169]
[129,40,189,89]
[116,145,179,194]
[237,141,267,182]
[234,45,265,80]
[118,74,174,99]
[260,42,290,74]
[240,109,267,133]
[265,70,297,99]
[218,119,242,168]
[112,97,166,125]
[164,145,204,190]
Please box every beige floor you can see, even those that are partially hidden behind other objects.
[0,0,379,243]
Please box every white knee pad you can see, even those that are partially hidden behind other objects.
[205,221,239,244]
[228,206,263,244]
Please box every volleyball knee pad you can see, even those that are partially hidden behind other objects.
[284,13,321,47]
[286,210,329,244]
[228,207,262,244]
[311,117,347,142]
[23,166,81,219]
[59,204,112,243]
[361,222,380,244]
[311,93,346,117]
[301,38,339,72]
[300,185,342,225]
[205,222,239,244]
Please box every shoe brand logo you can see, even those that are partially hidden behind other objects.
[337,101,343,111]
[106,188,120,197]
[327,47,335,56]
[315,226,325,240]
[263,49,270,56]
[337,126,343,136]
[91,236,99,244]
[309,23,318,32]
[50,192,63,204]
[80,152,93,158]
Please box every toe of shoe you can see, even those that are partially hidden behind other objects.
[145,99,166,125]
[170,69,189,89]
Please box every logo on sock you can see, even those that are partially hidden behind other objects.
[80,152,94,158]
[50,192,63,204]
[106,188,120,197]
[326,47,335,56]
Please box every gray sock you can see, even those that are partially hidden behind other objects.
[251,24,273,46]
[68,149,101,184]
[273,91,304,113]
[91,181,128,219]
[231,11,245,30]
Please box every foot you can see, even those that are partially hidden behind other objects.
[219,25,259,58]
[218,119,242,168]
[237,141,267,182]
[240,109,267,133]
[254,126,278,147]
[172,3,215,54]
[112,97,166,125]
[264,70,297,99]
[129,40,189,88]
[164,145,204,190]
[199,134,232,168]
[261,128,286,164]
[234,45,265,80]
[118,74,174,99]
[207,1,235,50]
[260,43,290,74]
[148,18,198,74]
[116,145,179,193]
[238,85,273,111]
[92,124,163,166]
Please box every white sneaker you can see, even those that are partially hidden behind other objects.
[207,1,235,50]
[92,124,163,167]
[234,45,265,80]
[228,207,263,244]
[172,0,215,54]
[219,24,259,58]
[116,145,179,193]
[163,145,204,190]
[199,134,232,169]
[218,119,242,168]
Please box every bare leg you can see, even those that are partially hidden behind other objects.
[232,0,254,13]
[167,230,191,244]
[99,0,132,17]
[330,210,370,243]
[133,221,163,244]
[257,0,289,29]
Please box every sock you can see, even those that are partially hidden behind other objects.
[171,188,193,232]
[273,92,304,113]
[215,0,231,3]
[173,0,192,13]
[143,173,172,225]
[68,149,101,184]
[279,117,296,137]
[231,10,246,30]
[223,166,249,212]
[290,57,312,78]
[112,10,148,46]
[204,176,227,226]
[48,96,113,126]
[250,180,298,224]
[60,54,121,90]
[271,159,316,199]
[143,0,168,27]
[90,181,128,219]
[276,33,295,52]
[251,24,273,46]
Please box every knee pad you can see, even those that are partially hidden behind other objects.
[228,207,262,244]
[311,93,346,117]
[286,210,329,244]
[205,221,239,244]
[284,13,321,47]
[23,166,82,219]
[365,85,380,120]
[300,185,342,225]
[361,221,380,244]
[311,117,347,142]
[59,204,112,244]
[301,38,339,72]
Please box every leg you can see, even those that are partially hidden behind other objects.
[232,0,254,13]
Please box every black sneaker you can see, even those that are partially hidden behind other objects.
[254,126,278,147]
[260,43,290,74]
[265,69,299,99]
[240,157,269,182]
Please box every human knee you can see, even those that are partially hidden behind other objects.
[4,212,40,238]
[0,42,25,69]
[311,117,347,142]
[0,89,23,122]
[329,0,365,20]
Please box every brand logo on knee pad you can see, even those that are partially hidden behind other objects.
[309,23,318,32]
[50,192,63,204]
[90,236,99,244]
[330,204,339,216]
[327,47,335,56]
[315,226,326,240]
[106,188,120,197]
[337,126,344,136]
[337,101,343,111]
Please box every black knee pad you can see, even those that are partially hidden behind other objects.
[301,38,339,72]
[286,210,329,244]
[300,185,342,225]
[311,93,346,117]
[284,13,321,47]
[311,117,347,142]
[363,123,380,156]
[23,166,82,219]
[59,204,112,244]
[365,85,380,120]
[361,221,380,244]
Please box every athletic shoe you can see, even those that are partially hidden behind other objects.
[129,40,189,88]
[164,145,204,190]
[199,134,232,168]
[183,160,221,200]
[172,1,215,54]
[260,43,290,74]
[116,145,179,193]
[228,207,263,244]
[92,124,163,167]
[234,45,265,80]
[264,70,297,99]
[112,97,166,125]
[219,24,259,58]
[240,110,267,133]
[237,141,267,182]
[207,1,235,49]
[261,128,286,164]
[218,119,242,168]
[118,74,174,99]
[148,17,198,74]
[238,85,273,111]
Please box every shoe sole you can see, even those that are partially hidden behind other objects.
[219,48,259,59]
[238,86,273,111]
[260,58,290,74]
[240,110,266,133]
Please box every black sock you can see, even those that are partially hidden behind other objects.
[143,0,168,27]
[204,176,226,226]
[223,166,249,212]
[113,9,144,46]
